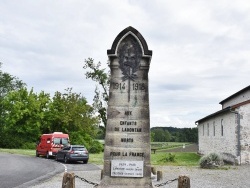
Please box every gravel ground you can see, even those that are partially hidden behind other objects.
[31,164,250,188]
[156,165,250,188]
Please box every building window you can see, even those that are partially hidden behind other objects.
[203,124,204,136]
[207,123,209,136]
[213,121,215,136]
[221,119,224,136]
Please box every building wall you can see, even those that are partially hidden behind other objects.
[198,112,237,158]
[236,103,250,164]
[222,90,250,109]
[198,87,250,164]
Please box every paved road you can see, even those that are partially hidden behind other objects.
[0,152,64,188]
[0,152,101,188]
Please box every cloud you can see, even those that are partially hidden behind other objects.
[1,0,250,128]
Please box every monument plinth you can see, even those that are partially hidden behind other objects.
[98,26,153,188]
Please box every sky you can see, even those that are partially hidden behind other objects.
[1,0,250,128]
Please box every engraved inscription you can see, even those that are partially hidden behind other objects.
[129,152,144,157]
[132,83,145,90]
[112,82,126,90]
[110,152,121,156]
[121,138,134,142]
[120,121,137,125]
[110,151,144,157]
[121,128,141,132]
[111,82,146,91]
[125,111,132,115]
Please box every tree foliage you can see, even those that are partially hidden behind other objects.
[0,62,26,97]
[1,88,49,148]
[0,62,26,124]
[83,58,109,127]
[151,127,198,143]
[0,63,27,147]
[0,64,103,152]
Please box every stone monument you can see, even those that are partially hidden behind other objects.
[98,26,153,188]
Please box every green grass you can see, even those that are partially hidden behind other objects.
[151,152,200,166]
[89,152,104,165]
[0,148,200,166]
[0,148,35,156]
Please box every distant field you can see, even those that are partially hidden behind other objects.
[156,143,198,153]
[151,142,192,151]
[0,142,200,166]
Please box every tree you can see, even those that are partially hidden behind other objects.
[151,128,171,142]
[0,87,103,152]
[0,63,26,147]
[1,88,50,148]
[150,131,155,142]
[83,58,109,128]
[46,88,102,152]
[151,126,198,143]
[0,62,26,97]
[0,62,26,121]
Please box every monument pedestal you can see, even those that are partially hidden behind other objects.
[98,26,153,188]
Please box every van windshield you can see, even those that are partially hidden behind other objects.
[53,138,69,145]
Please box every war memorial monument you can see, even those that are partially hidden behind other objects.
[97,26,153,188]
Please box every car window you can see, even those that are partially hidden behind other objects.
[72,147,85,151]
[63,147,70,151]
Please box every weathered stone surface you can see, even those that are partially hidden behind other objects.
[98,26,153,187]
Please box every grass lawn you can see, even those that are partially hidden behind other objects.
[151,152,200,166]
[89,152,104,165]
[0,148,200,166]
[0,148,35,156]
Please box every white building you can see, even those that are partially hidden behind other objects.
[196,85,250,164]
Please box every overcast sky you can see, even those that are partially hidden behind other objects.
[1,0,250,128]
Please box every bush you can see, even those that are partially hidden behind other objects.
[199,152,224,169]
[69,132,103,153]
[166,153,176,162]
[21,142,36,149]
[88,140,103,153]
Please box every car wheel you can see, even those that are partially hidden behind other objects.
[83,160,88,164]
[46,152,50,159]
[55,155,58,161]
[36,151,39,157]
[64,156,68,163]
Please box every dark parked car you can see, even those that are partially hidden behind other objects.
[55,145,89,164]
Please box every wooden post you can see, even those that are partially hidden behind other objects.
[151,167,156,175]
[101,169,103,180]
[62,172,75,188]
[178,175,190,188]
[156,171,163,181]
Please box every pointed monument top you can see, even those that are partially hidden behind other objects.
[107,26,152,56]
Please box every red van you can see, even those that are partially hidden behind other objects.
[36,132,70,159]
